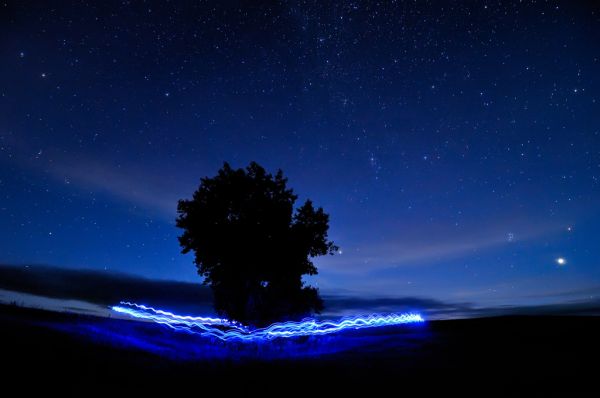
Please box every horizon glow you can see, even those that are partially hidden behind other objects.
[111,301,424,341]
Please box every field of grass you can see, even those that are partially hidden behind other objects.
[1,303,597,393]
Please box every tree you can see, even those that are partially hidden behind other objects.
[176,162,337,325]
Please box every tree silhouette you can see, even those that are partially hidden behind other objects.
[176,162,337,325]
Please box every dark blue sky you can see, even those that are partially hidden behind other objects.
[1,1,599,309]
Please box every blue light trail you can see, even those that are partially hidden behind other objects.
[111,301,424,341]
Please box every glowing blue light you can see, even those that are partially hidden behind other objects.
[117,301,242,327]
[112,301,424,342]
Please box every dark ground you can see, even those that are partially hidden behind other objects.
[1,303,597,394]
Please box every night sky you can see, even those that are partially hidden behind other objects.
[1,1,599,310]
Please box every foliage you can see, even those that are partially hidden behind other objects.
[176,162,337,325]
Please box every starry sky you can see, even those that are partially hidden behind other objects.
[1,1,599,310]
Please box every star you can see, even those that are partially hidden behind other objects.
[1,0,598,314]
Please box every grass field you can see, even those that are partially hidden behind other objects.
[1,303,597,393]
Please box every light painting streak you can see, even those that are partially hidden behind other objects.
[118,301,244,328]
[112,301,424,341]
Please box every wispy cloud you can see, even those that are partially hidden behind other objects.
[50,155,182,217]
[319,221,560,273]
[1,133,192,219]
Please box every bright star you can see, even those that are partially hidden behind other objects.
[556,257,566,266]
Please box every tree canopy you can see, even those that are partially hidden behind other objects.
[176,162,337,325]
